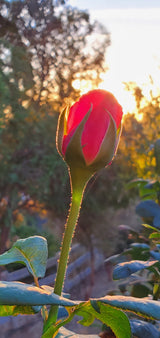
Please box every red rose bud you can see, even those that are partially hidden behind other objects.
[56,89,123,175]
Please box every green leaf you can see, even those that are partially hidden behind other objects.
[130,243,150,249]
[77,302,95,327]
[97,295,160,320]
[0,236,48,278]
[43,300,130,338]
[131,283,151,298]
[42,305,76,338]
[143,224,160,232]
[149,232,160,239]
[138,185,157,199]
[126,179,149,189]
[153,283,160,300]
[43,293,160,338]
[0,304,41,316]
[90,302,131,338]
[78,311,95,327]
[0,281,76,307]
[42,301,96,337]
[124,243,150,260]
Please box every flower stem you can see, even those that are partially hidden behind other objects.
[54,187,84,296]
[44,168,90,331]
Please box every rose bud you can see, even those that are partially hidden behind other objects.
[54,90,123,307]
[56,89,123,178]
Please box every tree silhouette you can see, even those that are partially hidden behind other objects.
[0,0,110,253]
[0,0,110,110]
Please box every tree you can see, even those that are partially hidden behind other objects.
[120,82,160,178]
[0,0,110,253]
[0,0,110,109]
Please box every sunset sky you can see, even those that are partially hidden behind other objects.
[69,0,160,114]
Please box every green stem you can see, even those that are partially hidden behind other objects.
[54,193,84,297]
[44,167,90,331]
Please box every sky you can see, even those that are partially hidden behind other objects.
[69,0,160,10]
[69,0,160,115]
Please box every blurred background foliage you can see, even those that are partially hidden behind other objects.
[0,0,160,257]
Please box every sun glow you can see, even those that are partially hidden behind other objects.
[72,79,93,94]
[73,75,141,122]
[99,72,137,115]
[91,8,160,119]
[72,7,160,121]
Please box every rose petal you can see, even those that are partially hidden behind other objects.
[81,108,110,164]
[62,90,123,163]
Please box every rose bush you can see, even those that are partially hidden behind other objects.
[2,90,160,338]
[47,89,124,332]
[57,89,123,173]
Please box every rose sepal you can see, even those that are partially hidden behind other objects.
[56,106,68,157]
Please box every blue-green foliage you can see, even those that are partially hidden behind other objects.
[130,319,160,338]
[136,200,160,228]
[0,141,160,336]
[0,236,48,278]
[0,281,75,307]
[110,161,160,337]
[0,234,160,337]
[113,260,158,280]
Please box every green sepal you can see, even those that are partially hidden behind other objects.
[65,106,92,171]
[64,106,120,180]
[56,106,68,156]
[64,106,94,190]
[115,121,122,153]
